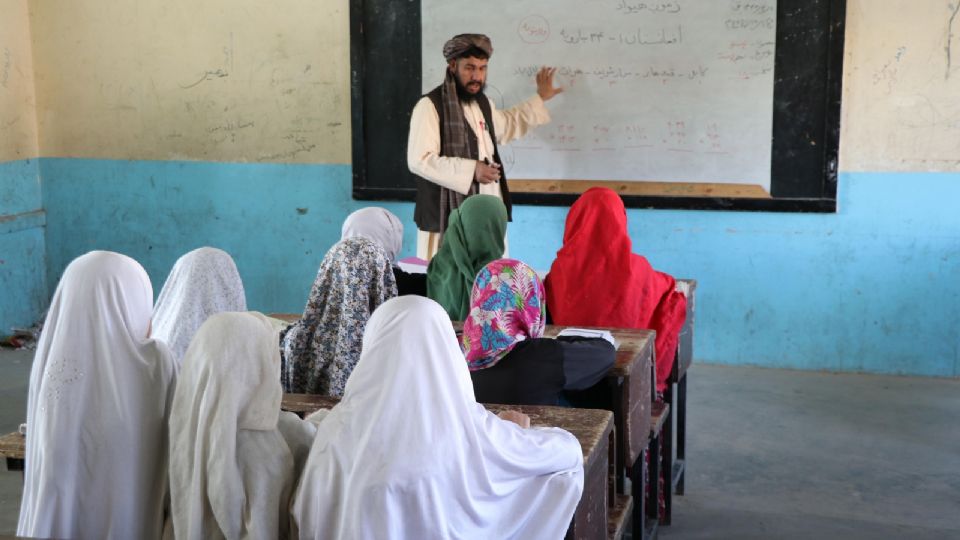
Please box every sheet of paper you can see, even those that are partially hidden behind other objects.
[556,328,619,350]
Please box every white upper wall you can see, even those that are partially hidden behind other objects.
[0,0,39,162]
[29,0,351,163]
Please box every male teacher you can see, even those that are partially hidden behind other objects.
[407,33,563,260]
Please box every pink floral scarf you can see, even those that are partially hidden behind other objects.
[462,259,545,371]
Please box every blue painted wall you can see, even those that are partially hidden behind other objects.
[41,158,417,316]
[0,159,47,334]
[40,158,960,377]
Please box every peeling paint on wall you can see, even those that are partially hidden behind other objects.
[945,2,960,79]
[842,0,960,171]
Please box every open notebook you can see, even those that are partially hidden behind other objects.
[556,328,620,351]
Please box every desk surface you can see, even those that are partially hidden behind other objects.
[0,432,24,468]
[281,394,613,469]
[1,398,616,472]
[0,432,24,457]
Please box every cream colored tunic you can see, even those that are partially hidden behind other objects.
[407,93,551,259]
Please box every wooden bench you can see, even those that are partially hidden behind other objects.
[282,394,625,540]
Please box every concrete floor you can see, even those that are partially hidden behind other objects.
[659,364,960,539]
[1,348,958,538]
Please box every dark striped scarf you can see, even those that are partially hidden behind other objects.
[438,70,479,233]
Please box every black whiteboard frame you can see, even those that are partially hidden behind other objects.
[350,0,845,213]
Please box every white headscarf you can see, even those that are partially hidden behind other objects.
[18,251,177,540]
[169,311,315,540]
[152,247,247,363]
[291,296,584,540]
[340,207,404,263]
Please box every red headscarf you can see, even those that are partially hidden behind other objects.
[545,187,687,392]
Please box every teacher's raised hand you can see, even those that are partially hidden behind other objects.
[536,67,563,101]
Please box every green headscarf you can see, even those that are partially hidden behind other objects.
[427,195,508,320]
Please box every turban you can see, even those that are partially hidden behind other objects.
[442,34,493,61]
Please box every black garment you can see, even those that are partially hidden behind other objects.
[470,337,615,406]
[393,266,427,297]
[413,86,513,233]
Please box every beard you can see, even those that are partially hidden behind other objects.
[454,74,486,102]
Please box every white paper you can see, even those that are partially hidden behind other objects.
[556,328,619,350]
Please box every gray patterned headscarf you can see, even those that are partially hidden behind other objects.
[280,237,397,396]
[152,247,247,364]
[437,34,494,233]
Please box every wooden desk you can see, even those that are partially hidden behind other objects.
[450,322,654,539]
[0,431,25,471]
[282,394,623,540]
[448,323,654,471]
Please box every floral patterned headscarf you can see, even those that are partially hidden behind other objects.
[281,237,398,395]
[461,259,545,371]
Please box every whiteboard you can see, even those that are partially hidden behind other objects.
[421,0,777,192]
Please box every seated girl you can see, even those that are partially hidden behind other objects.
[18,251,177,540]
[152,246,247,364]
[464,259,615,406]
[291,295,583,539]
[281,236,397,395]
[545,187,686,395]
[427,194,508,320]
[169,311,316,539]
